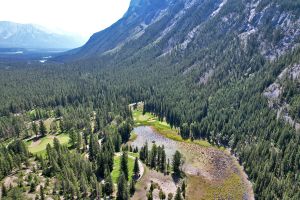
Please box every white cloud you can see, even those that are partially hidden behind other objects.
[0,0,131,38]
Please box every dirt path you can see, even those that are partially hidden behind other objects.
[30,138,42,148]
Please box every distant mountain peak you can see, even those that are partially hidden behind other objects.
[0,21,85,49]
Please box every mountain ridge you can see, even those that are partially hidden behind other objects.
[0,21,84,49]
[58,0,300,62]
[0,0,300,199]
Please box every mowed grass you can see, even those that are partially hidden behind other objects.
[133,108,212,148]
[111,155,135,183]
[26,133,70,156]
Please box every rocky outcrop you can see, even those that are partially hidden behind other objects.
[264,64,300,131]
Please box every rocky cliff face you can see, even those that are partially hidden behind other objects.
[62,0,300,61]
[63,0,171,59]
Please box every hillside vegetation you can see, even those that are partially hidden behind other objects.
[0,0,300,199]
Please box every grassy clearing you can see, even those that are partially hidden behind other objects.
[26,133,70,156]
[187,173,245,200]
[111,155,135,183]
[128,152,139,158]
[129,132,138,142]
[132,108,213,148]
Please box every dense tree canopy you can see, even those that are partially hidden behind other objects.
[0,0,300,198]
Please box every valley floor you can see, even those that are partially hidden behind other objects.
[130,104,254,200]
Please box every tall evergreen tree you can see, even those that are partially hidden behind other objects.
[160,147,167,174]
[149,144,157,168]
[175,187,182,200]
[104,169,114,197]
[50,121,57,134]
[32,122,38,138]
[181,181,186,198]
[77,132,82,152]
[159,190,166,200]
[39,121,47,137]
[120,151,129,180]
[89,134,100,161]
[129,179,136,196]
[172,151,182,176]
[1,183,7,197]
[116,172,129,200]
[69,129,77,148]
[133,157,140,179]
[180,123,190,139]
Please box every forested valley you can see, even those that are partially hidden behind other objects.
[1,0,300,199]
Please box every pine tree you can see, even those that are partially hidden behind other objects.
[79,174,88,197]
[133,157,140,179]
[129,179,136,196]
[181,181,186,198]
[150,144,157,168]
[175,187,182,200]
[147,190,153,200]
[59,119,65,133]
[50,121,57,134]
[32,122,38,138]
[30,182,36,192]
[77,132,82,152]
[95,182,102,200]
[160,147,167,173]
[104,169,114,196]
[89,134,99,161]
[53,137,61,153]
[120,151,129,180]
[90,174,101,200]
[1,183,7,197]
[159,190,166,200]
[39,120,47,137]
[180,123,190,139]
[69,129,77,148]
[118,121,132,143]
[116,172,129,200]
[172,151,182,176]
[168,192,174,199]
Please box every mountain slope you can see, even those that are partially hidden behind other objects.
[0,21,84,49]
[61,0,300,61]
[59,0,172,59]
[57,0,300,199]
[1,0,300,199]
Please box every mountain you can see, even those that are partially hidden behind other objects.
[0,21,84,49]
[0,0,300,199]
[57,0,172,60]
[53,0,300,198]
[60,0,300,61]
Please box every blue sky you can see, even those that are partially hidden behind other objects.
[0,0,131,38]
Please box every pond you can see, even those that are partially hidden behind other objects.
[131,125,254,200]
[131,126,178,160]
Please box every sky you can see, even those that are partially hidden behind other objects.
[0,0,131,39]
